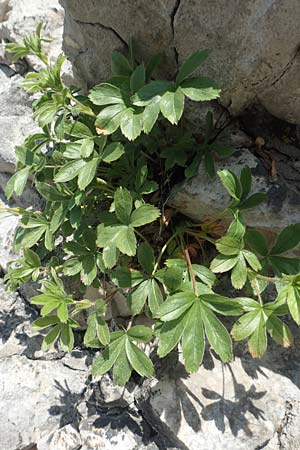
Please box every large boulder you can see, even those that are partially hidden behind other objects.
[60,0,300,124]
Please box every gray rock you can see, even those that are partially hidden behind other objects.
[0,354,87,450]
[0,0,64,71]
[79,413,158,450]
[0,172,42,271]
[96,374,136,408]
[139,350,300,450]
[0,280,38,359]
[0,70,37,173]
[61,0,300,124]
[60,0,177,89]
[168,149,300,234]
[38,424,82,450]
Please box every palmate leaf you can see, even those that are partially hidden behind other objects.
[78,158,99,190]
[157,292,236,371]
[111,50,132,76]
[130,204,160,227]
[33,314,78,353]
[84,310,110,347]
[89,83,125,106]
[182,302,205,372]
[130,64,145,93]
[95,104,127,134]
[180,77,221,101]
[128,278,163,315]
[212,231,261,289]
[159,88,184,125]
[276,280,300,324]
[270,224,300,255]
[131,80,174,106]
[138,242,155,275]
[92,328,154,385]
[97,190,159,259]
[5,166,31,199]
[115,187,133,224]
[120,108,144,141]
[231,300,293,358]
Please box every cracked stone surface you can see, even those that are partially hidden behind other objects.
[61,0,300,124]
[60,0,177,89]
[3,267,300,450]
[0,68,38,174]
[168,148,300,235]
[0,0,64,71]
[0,170,42,271]
[0,280,161,450]
[138,341,300,450]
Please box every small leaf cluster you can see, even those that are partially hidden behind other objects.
[2,25,300,386]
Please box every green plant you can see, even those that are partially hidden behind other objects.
[3,24,300,385]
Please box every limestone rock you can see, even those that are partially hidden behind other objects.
[0,172,42,271]
[0,0,64,70]
[139,347,300,450]
[61,0,300,124]
[79,413,159,450]
[85,283,131,322]
[0,68,37,173]
[38,425,82,450]
[0,354,87,450]
[168,149,300,233]
[60,0,177,89]
[96,374,136,407]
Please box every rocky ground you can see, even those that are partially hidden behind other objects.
[2,1,300,449]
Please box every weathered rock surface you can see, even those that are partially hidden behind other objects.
[0,0,64,70]
[60,0,176,90]
[168,149,300,233]
[60,0,300,124]
[0,172,42,271]
[0,281,161,450]
[0,68,37,173]
[139,340,300,450]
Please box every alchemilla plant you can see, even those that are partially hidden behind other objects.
[2,24,300,385]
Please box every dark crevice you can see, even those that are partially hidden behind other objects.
[62,361,87,372]
[73,18,128,49]
[170,0,181,67]
[270,45,300,87]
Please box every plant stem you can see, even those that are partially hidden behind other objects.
[184,247,198,296]
[255,273,282,284]
[127,316,134,330]
[135,229,151,246]
[67,92,96,118]
[152,230,182,275]
[252,278,263,306]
